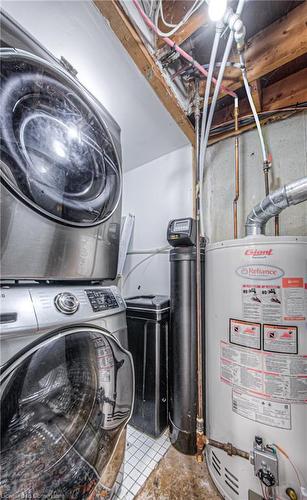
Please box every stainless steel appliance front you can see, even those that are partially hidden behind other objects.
[0,284,134,499]
[0,11,122,281]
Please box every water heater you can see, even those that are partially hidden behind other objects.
[205,236,307,499]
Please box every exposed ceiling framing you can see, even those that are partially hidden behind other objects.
[94,0,195,144]
[94,0,307,145]
[220,1,307,97]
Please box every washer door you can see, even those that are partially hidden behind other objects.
[0,326,134,499]
[0,50,121,227]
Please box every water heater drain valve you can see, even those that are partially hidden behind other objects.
[251,436,279,487]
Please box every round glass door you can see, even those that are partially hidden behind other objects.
[0,327,133,498]
[0,51,121,226]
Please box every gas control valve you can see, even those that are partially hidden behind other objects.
[251,436,279,488]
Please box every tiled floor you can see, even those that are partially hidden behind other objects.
[114,425,170,500]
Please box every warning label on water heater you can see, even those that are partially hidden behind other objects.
[263,324,298,354]
[282,278,305,321]
[242,285,282,323]
[230,318,261,349]
[232,389,291,430]
[220,341,307,403]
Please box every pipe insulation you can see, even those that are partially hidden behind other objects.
[245,176,307,236]
[199,0,245,236]
[239,54,268,164]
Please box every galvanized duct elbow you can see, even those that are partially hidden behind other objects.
[245,176,307,236]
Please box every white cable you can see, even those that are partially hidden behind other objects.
[154,0,205,37]
[123,245,170,287]
[240,54,268,163]
[159,0,177,27]
[199,24,222,170]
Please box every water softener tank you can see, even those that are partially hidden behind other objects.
[169,245,205,455]
[205,236,307,499]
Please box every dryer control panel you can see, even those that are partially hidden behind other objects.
[86,289,118,312]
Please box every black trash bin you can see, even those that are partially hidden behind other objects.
[126,295,169,438]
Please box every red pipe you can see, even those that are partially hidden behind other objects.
[132,0,237,98]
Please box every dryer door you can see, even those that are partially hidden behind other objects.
[0,326,134,499]
[0,50,121,227]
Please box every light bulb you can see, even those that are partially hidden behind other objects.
[208,0,227,22]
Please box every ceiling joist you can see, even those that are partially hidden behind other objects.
[93,0,195,144]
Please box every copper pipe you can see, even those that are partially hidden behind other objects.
[207,438,250,460]
[275,215,280,236]
[233,99,239,239]
[264,162,270,197]
[263,160,280,235]
[194,80,205,463]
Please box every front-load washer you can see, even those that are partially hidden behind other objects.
[0,10,122,281]
[0,284,134,499]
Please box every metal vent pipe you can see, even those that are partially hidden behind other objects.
[245,176,307,236]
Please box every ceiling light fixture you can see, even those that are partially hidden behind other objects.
[207,0,227,22]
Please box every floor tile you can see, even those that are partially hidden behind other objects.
[123,475,134,491]
[129,467,141,482]
[128,455,138,467]
[134,449,144,461]
[130,482,141,496]
[146,448,156,459]
[125,492,134,500]
[117,485,128,500]
[137,473,147,487]
[125,462,133,475]
[141,455,152,466]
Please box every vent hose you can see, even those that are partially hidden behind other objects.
[245,176,307,236]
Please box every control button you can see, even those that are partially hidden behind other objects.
[54,292,79,315]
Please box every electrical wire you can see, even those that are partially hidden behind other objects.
[209,106,307,136]
[272,444,305,490]
[122,245,170,287]
[159,0,179,27]
[155,0,205,37]
[132,0,237,98]
[259,479,267,500]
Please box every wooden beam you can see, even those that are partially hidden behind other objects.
[93,0,195,144]
[157,4,209,49]
[220,2,307,96]
[262,67,307,111]
[208,110,304,146]
[213,67,307,127]
[250,79,262,113]
[209,67,307,144]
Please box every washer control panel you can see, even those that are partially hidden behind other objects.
[85,288,118,312]
[54,292,79,315]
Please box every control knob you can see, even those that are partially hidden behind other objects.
[54,292,79,315]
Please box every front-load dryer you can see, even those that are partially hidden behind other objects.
[0,11,122,281]
[0,284,134,499]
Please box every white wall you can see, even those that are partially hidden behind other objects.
[2,0,189,171]
[203,112,307,242]
[122,145,193,297]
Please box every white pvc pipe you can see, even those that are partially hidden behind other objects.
[240,54,268,163]
[199,25,222,165]
[199,0,245,235]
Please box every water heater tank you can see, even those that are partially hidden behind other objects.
[205,236,307,499]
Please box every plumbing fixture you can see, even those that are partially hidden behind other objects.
[245,176,307,236]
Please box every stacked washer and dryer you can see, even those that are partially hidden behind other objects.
[0,10,134,500]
